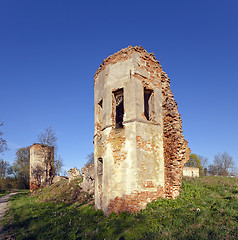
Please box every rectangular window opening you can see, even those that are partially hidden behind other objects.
[113,89,124,128]
[98,99,103,109]
[98,157,103,175]
[144,88,153,121]
[97,99,103,131]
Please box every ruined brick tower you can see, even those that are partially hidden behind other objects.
[30,143,55,190]
[94,46,189,215]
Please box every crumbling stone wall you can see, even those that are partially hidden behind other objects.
[183,167,199,178]
[68,168,81,182]
[94,46,189,215]
[52,175,68,184]
[81,163,94,195]
[161,72,190,198]
[30,144,54,190]
[67,165,94,195]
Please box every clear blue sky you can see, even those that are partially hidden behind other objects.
[0,0,238,172]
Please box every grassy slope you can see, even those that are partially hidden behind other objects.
[4,176,238,240]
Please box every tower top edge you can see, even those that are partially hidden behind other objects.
[30,143,54,149]
[94,46,161,80]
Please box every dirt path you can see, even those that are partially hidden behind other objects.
[0,193,18,239]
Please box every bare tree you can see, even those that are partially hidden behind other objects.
[0,121,7,153]
[230,166,238,177]
[0,159,10,179]
[86,152,94,165]
[209,152,235,176]
[198,155,208,169]
[198,155,208,175]
[208,164,218,176]
[37,127,57,149]
[54,155,63,175]
[37,127,63,175]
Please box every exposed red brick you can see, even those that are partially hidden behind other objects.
[107,185,164,214]
[161,71,190,198]
[107,129,127,166]
[94,46,190,214]
[30,144,55,191]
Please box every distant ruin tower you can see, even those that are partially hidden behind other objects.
[30,144,55,191]
[94,46,190,215]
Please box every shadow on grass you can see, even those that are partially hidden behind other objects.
[4,177,238,240]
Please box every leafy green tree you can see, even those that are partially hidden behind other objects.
[13,147,30,189]
[185,153,203,172]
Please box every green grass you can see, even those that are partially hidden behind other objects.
[0,191,9,198]
[4,176,238,239]
[0,189,29,198]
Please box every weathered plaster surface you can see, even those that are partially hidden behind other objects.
[183,167,199,177]
[94,46,189,215]
[30,144,54,191]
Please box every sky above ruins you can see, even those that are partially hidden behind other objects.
[0,0,238,173]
